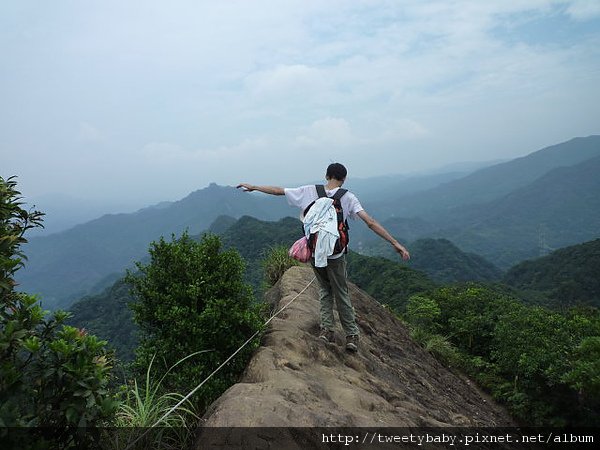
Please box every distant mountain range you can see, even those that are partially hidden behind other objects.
[18,183,290,308]
[369,135,600,219]
[362,136,600,268]
[17,135,600,309]
[437,154,600,267]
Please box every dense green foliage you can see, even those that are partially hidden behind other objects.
[0,176,116,447]
[1,303,117,429]
[1,176,44,294]
[402,284,600,426]
[125,231,264,410]
[361,237,502,283]
[503,238,600,308]
[346,251,437,311]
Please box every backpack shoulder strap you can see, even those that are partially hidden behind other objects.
[332,188,348,201]
[315,184,327,198]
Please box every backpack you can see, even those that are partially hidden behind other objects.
[303,184,349,256]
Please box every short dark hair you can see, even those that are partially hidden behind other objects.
[326,163,347,181]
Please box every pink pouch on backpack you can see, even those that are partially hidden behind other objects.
[288,236,312,263]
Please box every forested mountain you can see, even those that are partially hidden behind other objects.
[218,215,301,288]
[68,280,137,361]
[346,252,436,311]
[503,239,600,309]
[17,184,290,309]
[368,135,600,219]
[360,238,503,283]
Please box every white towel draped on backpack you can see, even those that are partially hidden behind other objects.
[302,197,339,268]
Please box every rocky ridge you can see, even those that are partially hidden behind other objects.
[200,266,513,429]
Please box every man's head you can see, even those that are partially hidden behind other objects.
[326,163,347,182]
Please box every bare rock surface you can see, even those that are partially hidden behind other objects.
[198,266,514,446]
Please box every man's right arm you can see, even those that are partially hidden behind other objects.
[237,183,285,196]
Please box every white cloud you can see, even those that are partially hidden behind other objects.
[295,117,355,148]
[565,0,600,20]
[2,0,599,203]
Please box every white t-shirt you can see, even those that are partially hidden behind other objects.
[284,185,364,220]
[284,185,364,258]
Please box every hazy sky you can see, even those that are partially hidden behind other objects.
[2,0,600,208]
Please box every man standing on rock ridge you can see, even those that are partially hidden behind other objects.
[237,163,410,353]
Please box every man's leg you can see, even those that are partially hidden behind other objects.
[311,263,336,332]
[326,255,360,337]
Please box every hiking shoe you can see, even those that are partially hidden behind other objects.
[319,329,335,344]
[345,335,359,353]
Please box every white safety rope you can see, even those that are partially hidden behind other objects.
[124,275,316,449]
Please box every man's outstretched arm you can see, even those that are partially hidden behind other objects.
[357,210,410,260]
[237,183,285,196]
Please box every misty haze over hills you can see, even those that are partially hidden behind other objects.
[26,158,501,237]
[16,135,600,309]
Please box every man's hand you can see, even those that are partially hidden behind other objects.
[392,242,411,261]
[237,183,255,192]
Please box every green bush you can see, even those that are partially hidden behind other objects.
[0,176,117,447]
[405,294,441,333]
[0,296,117,429]
[424,282,600,426]
[126,232,264,411]
[0,175,44,294]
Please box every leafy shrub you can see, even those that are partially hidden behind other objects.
[126,232,264,410]
[0,298,117,428]
[425,282,600,426]
[0,175,44,293]
[405,294,441,333]
[0,176,117,448]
